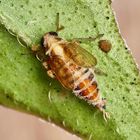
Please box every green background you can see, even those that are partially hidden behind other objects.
[0,0,140,139]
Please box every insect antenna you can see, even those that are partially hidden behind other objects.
[56,13,64,33]
[40,36,44,47]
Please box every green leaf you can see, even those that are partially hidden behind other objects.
[0,0,140,139]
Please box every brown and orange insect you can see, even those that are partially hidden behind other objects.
[32,13,110,121]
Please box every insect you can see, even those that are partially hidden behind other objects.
[32,13,110,121]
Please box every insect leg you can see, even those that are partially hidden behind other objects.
[31,45,42,61]
[94,68,107,76]
[31,45,41,52]
[42,61,49,70]
[42,59,55,78]
[56,13,64,32]
[47,70,55,78]
[31,45,47,62]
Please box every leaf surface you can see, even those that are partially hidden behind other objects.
[0,0,140,139]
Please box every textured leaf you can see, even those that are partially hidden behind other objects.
[0,0,140,139]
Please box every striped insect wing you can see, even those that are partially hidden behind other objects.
[49,55,75,89]
[64,42,97,68]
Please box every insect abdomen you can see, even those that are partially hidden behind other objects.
[73,68,100,105]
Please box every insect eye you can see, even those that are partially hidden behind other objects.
[48,31,58,36]
[40,37,44,47]
[102,105,106,109]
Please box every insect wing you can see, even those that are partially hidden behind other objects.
[64,42,97,67]
[49,55,75,89]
